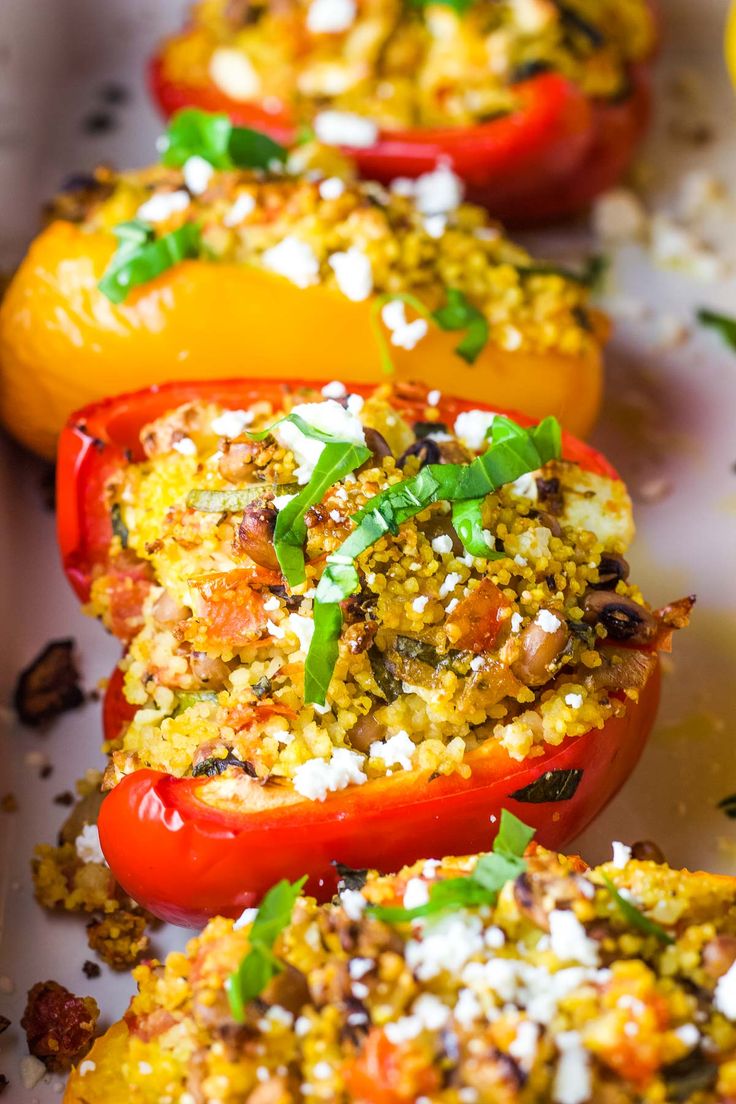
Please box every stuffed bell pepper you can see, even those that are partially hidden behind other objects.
[0,110,607,459]
[57,379,691,926]
[65,822,736,1104]
[150,0,657,224]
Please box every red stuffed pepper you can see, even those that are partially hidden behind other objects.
[58,378,690,926]
[149,0,657,225]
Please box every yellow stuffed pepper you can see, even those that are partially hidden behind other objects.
[0,111,607,459]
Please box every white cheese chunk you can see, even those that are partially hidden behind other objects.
[261,236,320,289]
[293,748,367,801]
[314,110,378,148]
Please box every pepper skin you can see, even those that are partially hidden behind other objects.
[149,52,653,227]
[0,220,605,459]
[58,379,660,927]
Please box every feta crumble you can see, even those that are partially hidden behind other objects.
[261,236,320,289]
[75,824,107,866]
[412,595,429,613]
[454,409,496,451]
[431,534,453,555]
[306,0,356,32]
[137,189,190,223]
[715,960,736,1019]
[272,398,365,482]
[536,609,562,634]
[314,110,378,148]
[564,692,583,709]
[183,155,214,196]
[223,191,256,227]
[329,247,373,302]
[172,436,197,457]
[233,906,259,930]
[549,910,599,968]
[340,887,367,920]
[553,1031,591,1104]
[439,571,462,598]
[293,747,367,801]
[319,176,346,201]
[611,841,632,868]
[321,379,347,398]
[209,47,261,100]
[211,408,254,438]
[370,730,416,771]
[403,878,430,910]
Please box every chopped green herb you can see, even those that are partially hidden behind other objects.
[174,690,220,716]
[717,793,736,819]
[161,108,286,171]
[110,503,129,548]
[697,308,736,351]
[369,810,534,923]
[510,768,583,804]
[433,287,490,364]
[451,498,503,559]
[187,485,295,513]
[516,254,609,290]
[601,874,674,945]
[226,875,307,1022]
[409,0,473,13]
[98,219,200,304]
[304,415,561,704]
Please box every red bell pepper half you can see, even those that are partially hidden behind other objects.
[148,53,652,226]
[58,379,656,927]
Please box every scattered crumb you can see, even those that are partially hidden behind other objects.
[82,961,101,980]
[0,1016,10,1034]
[0,1074,7,1095]
[21,981,99,1073]
[53,791,74,807]
[19,1056,46,1090]
[87,909,150,971]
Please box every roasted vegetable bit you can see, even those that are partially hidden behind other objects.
[13,639,84,727]
[192,751,256,777]
[21,981,99,1072]
[510,768,583,803]
[86,910,150,972]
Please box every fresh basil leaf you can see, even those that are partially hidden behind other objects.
[98,220,200,304]
[187,486,294,513]
[510,768,583,804]
[698,308,736,351]
[227,875,307,1022]
[369,809,535,923]
[304,601,343,706]
[432,288,489,365]
[601,874,674,946]
[304,416,562,704]
[161,108,286,171]
[275,441,370,586]
[451,498,502,559]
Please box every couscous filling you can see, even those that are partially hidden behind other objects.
[89,384,686,800]
[162,0,656,129]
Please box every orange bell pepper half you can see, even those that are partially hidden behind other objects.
[57,379,664,927]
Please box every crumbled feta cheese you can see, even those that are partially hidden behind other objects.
[314,110,378,148]
[384,1016,421,1043]
[511,472,539,500]
[223,191,256,227]
[319,176,346,201]
[211,408,254,438]
[137,189,190,223]
[403,878,430,910]
[423,859,441,878]
[392,317,428,350]
[209,47,261,100]
[564,692,583,709]
[233,906,259,930]
[172,436,197,457]
[78,1060,96,1077]
[321,379,347,398]
[650,214,726,281]
[370,730,416,771]
[295,1015,312,1036]
[183,155,214,196]
[592,187,646,243]
[346,393,364,415]
[439,571,462,599]
[329,247,373,302]
[262,236,320,289]
[509,1020,540,1066]
[511,612,524,633]
[20,1056,47,1090]
[715,961,736,1019]
[674,1024,700,1047]
[536,609,562,634]
[549,910,599,967]
[485,925,505,949]
[261,1005,294,1029]
[431,534,453,555]
[75,824,107,866]
[349,957,373,979]
[470,655,485,672]
[406,912,484,980]
[412,595,429,613]
[273,492,297,510]
[340,887,367,920]
[312,1061,333,1079]
[454,409,496,451]
[611,841,632,868]
[267,618,285,639]
[414,165,464,215]
[307,0,356,32]
[138,1062,153,1075]
[286,613,314,654]
[677,170,724,221]
[454,987,482,1027]
[444,598,459,614]
[423,214,447,239]
[553,1031,591,1104]
[427,389,441,406]
[294,747,367,801]
[272,399,365,482]
[381,299,408,331]
[385,995,450,1042]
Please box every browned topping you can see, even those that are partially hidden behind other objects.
[82,961,102,980]
[21,981,99,1072]
[237,502,280,571]
[53,790,75,806]
[13,639,84,728]
[86,909,150,971]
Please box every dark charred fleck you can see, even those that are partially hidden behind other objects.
[333,861,369,892]
[54,791,75,807]
[0,1074,7,1095]
[82,110,116,135]
[0,1016,9,1035]
[535,476,563,514]
[511,768,583,804]
[662,1051,718,1102]
[14,640,84,728]
[82,961,101,980]
[90,436,106,452]
[267,585,302,612]
[192,752,257,778]
[40,764,53,780]
[510,58,552,83]
[583,591,657,643]
[252,676,272,699]
[340,997,371,1046]
[367,645,402,703]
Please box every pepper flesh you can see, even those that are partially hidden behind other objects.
[57,378,656,928]
[149,50,653,226]
[0,220,605,458]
